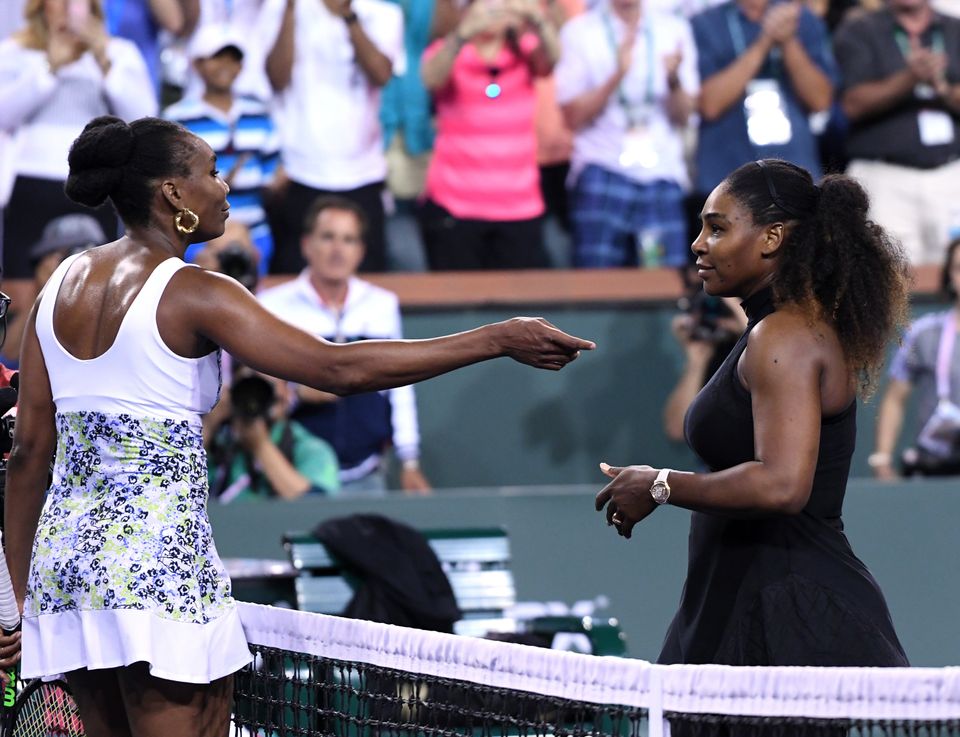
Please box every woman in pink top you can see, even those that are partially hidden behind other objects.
[420,0,559,270]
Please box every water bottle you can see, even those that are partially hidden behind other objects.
[639,229,663,268]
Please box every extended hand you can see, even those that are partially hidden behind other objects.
[497,317,595,370]
[594,462,659,539]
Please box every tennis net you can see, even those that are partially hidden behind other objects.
[234,602,960,737]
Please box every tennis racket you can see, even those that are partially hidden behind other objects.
[5,678,82,737]
[0,531,83,737]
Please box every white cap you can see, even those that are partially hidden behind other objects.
[189,25,245,61]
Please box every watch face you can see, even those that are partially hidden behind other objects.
[651,481,670,504]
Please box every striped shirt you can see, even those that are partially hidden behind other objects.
[163,95,280,228]
[423,33,545,222]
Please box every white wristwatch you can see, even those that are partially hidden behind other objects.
[650,468,672,505]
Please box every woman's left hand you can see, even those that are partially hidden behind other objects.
[595,463,659,539]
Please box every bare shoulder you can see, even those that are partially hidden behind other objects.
[741,306,838,386]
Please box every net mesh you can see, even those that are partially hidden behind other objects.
[233,603,960,737]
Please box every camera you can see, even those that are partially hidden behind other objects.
[230,374,275,420]
[217,243,259,292]
[677,288,730,343]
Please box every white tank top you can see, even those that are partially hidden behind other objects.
[36,254,221,424]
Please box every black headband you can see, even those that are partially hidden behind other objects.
[754,160,817,219]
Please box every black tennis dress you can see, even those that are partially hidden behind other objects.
[658,287,909,666]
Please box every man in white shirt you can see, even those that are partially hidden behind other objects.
[260,0,405,274]
[555,0,699,268]
[258,195,431,494]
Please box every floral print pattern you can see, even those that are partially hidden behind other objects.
[27,412,233,624]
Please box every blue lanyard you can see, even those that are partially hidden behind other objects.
[726,6,782,78]
[601,12,655,127]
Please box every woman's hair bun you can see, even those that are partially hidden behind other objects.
[65,116,136,207]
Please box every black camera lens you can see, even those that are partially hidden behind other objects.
[230,375,275,419]
[217,243,258,291]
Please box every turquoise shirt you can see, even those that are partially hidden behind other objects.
[209,420,341,501]
[380,0,436,156]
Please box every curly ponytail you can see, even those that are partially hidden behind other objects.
[725,159,910,396]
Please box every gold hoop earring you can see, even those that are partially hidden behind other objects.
[174,208,199,235]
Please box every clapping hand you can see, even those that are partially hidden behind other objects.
[761,1,801,45]
[906,36,948,92]
[496,317,595,370]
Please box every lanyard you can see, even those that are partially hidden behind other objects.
[894,26,945,58]
[726,7,782,77]
[601,12,655,128]
[936,310,957,400]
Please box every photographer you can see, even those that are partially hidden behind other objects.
[205,370,340,502]
[872,238,960,479]
[194,220,260,292]
[662,265,747,442]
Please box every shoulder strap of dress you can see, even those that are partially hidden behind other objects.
[123,257,192,322]
[35,252,85,340]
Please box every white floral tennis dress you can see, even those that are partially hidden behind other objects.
[22,254,253,683]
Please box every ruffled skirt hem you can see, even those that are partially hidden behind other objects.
[22,605,253,683]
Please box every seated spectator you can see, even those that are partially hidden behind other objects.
[164,25,280,273]
[0,0,156,279]
[261,0,405,274]
[205,368,341,501]
[691,0,835,201]
[3,213,104,367]
[259,195,431,495]
[555,0,698,268]
[418,0,558,270]
[834,0,960,266]
[871,238,960,478]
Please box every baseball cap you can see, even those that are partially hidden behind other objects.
[189,25,245,61]
[29,214,105,265]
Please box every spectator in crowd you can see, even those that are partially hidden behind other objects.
[181,0,273,101]
[0,0,156,280]
[259,195,431,494]
[834,0,960,266]
[164,25,280,272]
[261,0,404,274]
[534,0,583,267]
[380,0,458,270]
[690,0,835,200]
[103,0,199,97]
[3,214,104,368]
[205,368,342,501]
[871,238,960,478]
[419,0,558,270]
[555,0,698,268]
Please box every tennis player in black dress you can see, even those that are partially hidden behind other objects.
[596,159,910,667]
